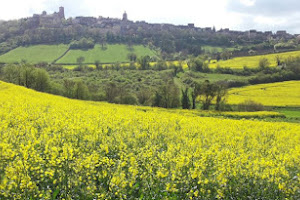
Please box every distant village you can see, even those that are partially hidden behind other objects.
[24,7,295,40]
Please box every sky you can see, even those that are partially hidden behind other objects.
[0,0,299,34]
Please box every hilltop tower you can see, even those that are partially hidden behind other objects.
[59,6,65,19]
[122,11,128,21]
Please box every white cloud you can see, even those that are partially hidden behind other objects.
[240,0,256,6]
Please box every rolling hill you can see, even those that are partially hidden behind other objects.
[209,50,300,69]
[0,44,158,64]
[0,81,299,199]
[0,44,69,64]
[227,81,300,106]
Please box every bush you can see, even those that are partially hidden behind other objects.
[237,100,264,112]
[70,38,95,50]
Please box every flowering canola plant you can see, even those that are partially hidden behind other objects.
[0,81,299,199]
[209,50,300,69]
[227,81,300,107]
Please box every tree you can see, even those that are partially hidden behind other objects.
[100,34,107,50]
[2,64,22,85]
[21,64,36,88]
[152,80,180,108]
[199,80,216,110]
[191,82,201,109]
[221,50,232,60]
[2,64,50,92]
[70,38,95,49]
[137,87,152,105]
[95,60,102,70]
[214,82,228,111]
[104,82,120,103]
[259,58,270,69]
[77,57,85,67]
[181,88,191,109]
[74,80,90,100]
[63,79,76,98]
[194,59,204,72]
[138,56,151,70]
[152,91,163,107]
[128,53,137,62]
[33,68,50,92]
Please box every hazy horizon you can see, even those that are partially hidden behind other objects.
[1,0,300,34]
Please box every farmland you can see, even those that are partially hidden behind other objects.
[227,81,300,107]
[0,81,299,199]
[56,44,157,64]
[209,50,300,69]
[0,44,157,65]
[0,45,69,64]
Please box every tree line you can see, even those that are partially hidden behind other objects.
[0,63,229,111]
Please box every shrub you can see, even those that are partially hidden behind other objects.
[237,100,264,112]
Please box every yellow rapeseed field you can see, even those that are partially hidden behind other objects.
[227,81,300,107]
[209,50,300,69]
[0,81,299,199]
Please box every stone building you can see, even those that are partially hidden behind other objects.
[122,11,128,21]
[26,7,65,28]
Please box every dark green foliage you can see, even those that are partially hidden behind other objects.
[152,79,180,108]
[138,56,151,70]
[128,53,137,62]
[33,68,50,92]
[74,80,90,100]
[215,82,228,111]
[2,64,50,92]
[76,56,85,67]
[199,80,217,110]
[221,50,232,60]
[63,79,76,98]
[188,57,210,72]
[259,58,270,69]
[238,100,265,112]
[137,87,153,106]
[191,82,201,109]
[70,38,95,50]
[104,82,119,103]
[181,88,191,109]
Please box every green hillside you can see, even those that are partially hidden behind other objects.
[0,44,69,64]
[57,44,158,64]
[0,44,157,64]
[209,50,300,69]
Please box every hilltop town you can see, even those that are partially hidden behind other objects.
[24,7,294,40]
[0,7,298,57]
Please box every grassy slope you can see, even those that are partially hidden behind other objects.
[275,108,300,118]
[209,50,300,69]
[202,45,237,53]
[57,44,157,64]
[227,81,300,107]
[0,45,69,64]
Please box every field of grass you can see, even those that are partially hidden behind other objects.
[57,44,157,64]
[275,108,300,118]
[227,81,300,107]
[0,81,300,199]
[209,50,300,69]
[0,45,69,64]
[202,45,238,53]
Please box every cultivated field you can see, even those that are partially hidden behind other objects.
[0,81,299,199]
[209,50,300,69]
[0,45,69,64]
[57,44,157,64]
[0,44,157,64]
[227,81,300,107]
